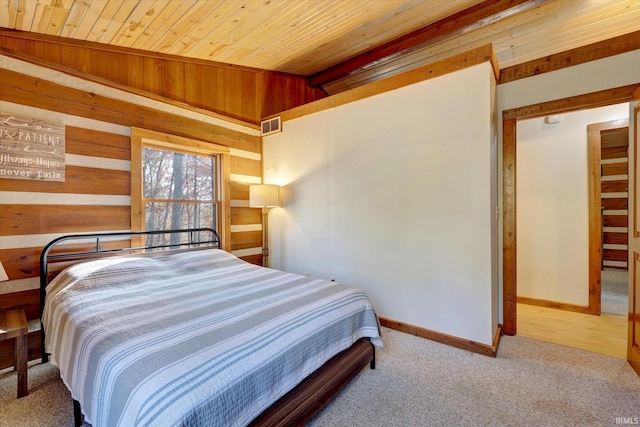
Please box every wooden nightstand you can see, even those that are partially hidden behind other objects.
[0,308,28,398]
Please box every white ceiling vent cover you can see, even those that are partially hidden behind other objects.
[261,116,282,136]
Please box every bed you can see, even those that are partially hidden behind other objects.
[39,228,382,427]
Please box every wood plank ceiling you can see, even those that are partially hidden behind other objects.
[0,0,639,95]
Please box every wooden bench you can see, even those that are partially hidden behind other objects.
[0,308,28,398]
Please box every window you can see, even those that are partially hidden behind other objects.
[131,128,230,250]
[143,147,219,246]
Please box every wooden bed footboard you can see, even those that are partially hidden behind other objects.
[250,338,375,426]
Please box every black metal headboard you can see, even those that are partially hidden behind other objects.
[39,228,220,362]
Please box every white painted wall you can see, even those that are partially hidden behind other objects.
[516,104,629,305]
[264,63,498,345]
[496,49,640,320]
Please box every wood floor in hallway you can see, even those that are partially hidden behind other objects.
[516,303,627,359]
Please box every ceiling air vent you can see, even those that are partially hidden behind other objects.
[261,116,281,136]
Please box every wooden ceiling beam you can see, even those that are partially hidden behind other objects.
[308,0,548,89]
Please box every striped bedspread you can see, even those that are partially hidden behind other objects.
[42,249,382,427]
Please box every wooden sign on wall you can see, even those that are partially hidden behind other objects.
[0,114,65,182]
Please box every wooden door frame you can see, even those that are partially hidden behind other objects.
[630,96,640,375]
[502,83,640,336]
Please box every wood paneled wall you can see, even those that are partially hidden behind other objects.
[0,59,267,367]
[0,125,130,367]
[1,127,128,280]
[0,31,326,124]
[602,143,629,270]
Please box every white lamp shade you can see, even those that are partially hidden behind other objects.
[0,261,9,281]
[249,184,280,208]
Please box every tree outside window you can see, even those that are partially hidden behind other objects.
[143,146,219,247]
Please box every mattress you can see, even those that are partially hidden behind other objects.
[42,249,382,427]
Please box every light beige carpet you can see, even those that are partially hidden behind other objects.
[2,327,639,426]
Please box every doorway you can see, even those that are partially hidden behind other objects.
[590,120,630,318]
[502,83,640,336]
[515,108,627,315]
[510,107,629,358]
